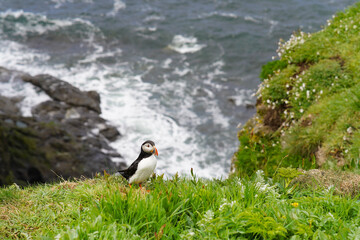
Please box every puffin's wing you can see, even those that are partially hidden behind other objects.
[117,159,140,180]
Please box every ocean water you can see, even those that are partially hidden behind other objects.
[0,0,357,178]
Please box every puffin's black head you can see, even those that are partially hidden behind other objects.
[141,140,158,156]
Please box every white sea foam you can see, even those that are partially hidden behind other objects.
[198,11,238,20]
[0,10,102,40]
[143,15,165,23]
[229,89,255,106]
[51,0,93,9]
[161,58,172,68]
[168,35,206,54]
[244,15,261,23]
[107,0,126,17]
[243,15,279,34]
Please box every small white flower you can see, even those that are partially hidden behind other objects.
[300,109,304,113]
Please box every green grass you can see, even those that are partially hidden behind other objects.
[233,2,360,176]
[1,171,360,239]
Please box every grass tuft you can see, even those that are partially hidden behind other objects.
[1,171,360,239]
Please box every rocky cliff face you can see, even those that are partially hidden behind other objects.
[0,67,126,186]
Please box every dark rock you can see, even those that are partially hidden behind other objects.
[0,96,22,116]
[100,126,121,141]
[22,74,101,113]
[0,114,118,186]
[0,67,125,186]
[31,100,120,141]
[245,104,255,109]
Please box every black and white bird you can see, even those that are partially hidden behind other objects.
[116,140,158,187]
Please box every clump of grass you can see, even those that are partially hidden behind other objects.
[233,2,360,176]
[1,171,360,239]
[260,60,288,81]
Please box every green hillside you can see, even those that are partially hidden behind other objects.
[232,2,360,177]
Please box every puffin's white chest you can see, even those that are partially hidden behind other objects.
[129,155,157,184]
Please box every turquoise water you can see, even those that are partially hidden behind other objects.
[0,0,357,178]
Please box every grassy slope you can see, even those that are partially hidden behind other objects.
[1,172,360,240]
[233,2,360,177]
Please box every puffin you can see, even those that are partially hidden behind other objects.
[116,140,158,187]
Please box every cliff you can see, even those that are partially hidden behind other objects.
[231,3,360,177]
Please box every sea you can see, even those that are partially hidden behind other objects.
[0,0,357,178]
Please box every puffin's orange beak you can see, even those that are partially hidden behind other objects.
[153,147,158,156]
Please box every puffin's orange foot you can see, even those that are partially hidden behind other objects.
[129,184,132,188]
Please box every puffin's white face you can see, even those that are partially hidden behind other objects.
[142,142,159,156]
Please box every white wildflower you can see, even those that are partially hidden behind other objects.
[197,210,214,228]
[219,199,237,211]
[300,109,304,113]
[254,170,280,198]
[180,229,196,239]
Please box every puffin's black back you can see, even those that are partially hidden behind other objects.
[117,140,155,180]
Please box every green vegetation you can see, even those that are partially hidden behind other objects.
[1,171,360,239]
[233,2,360,177]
